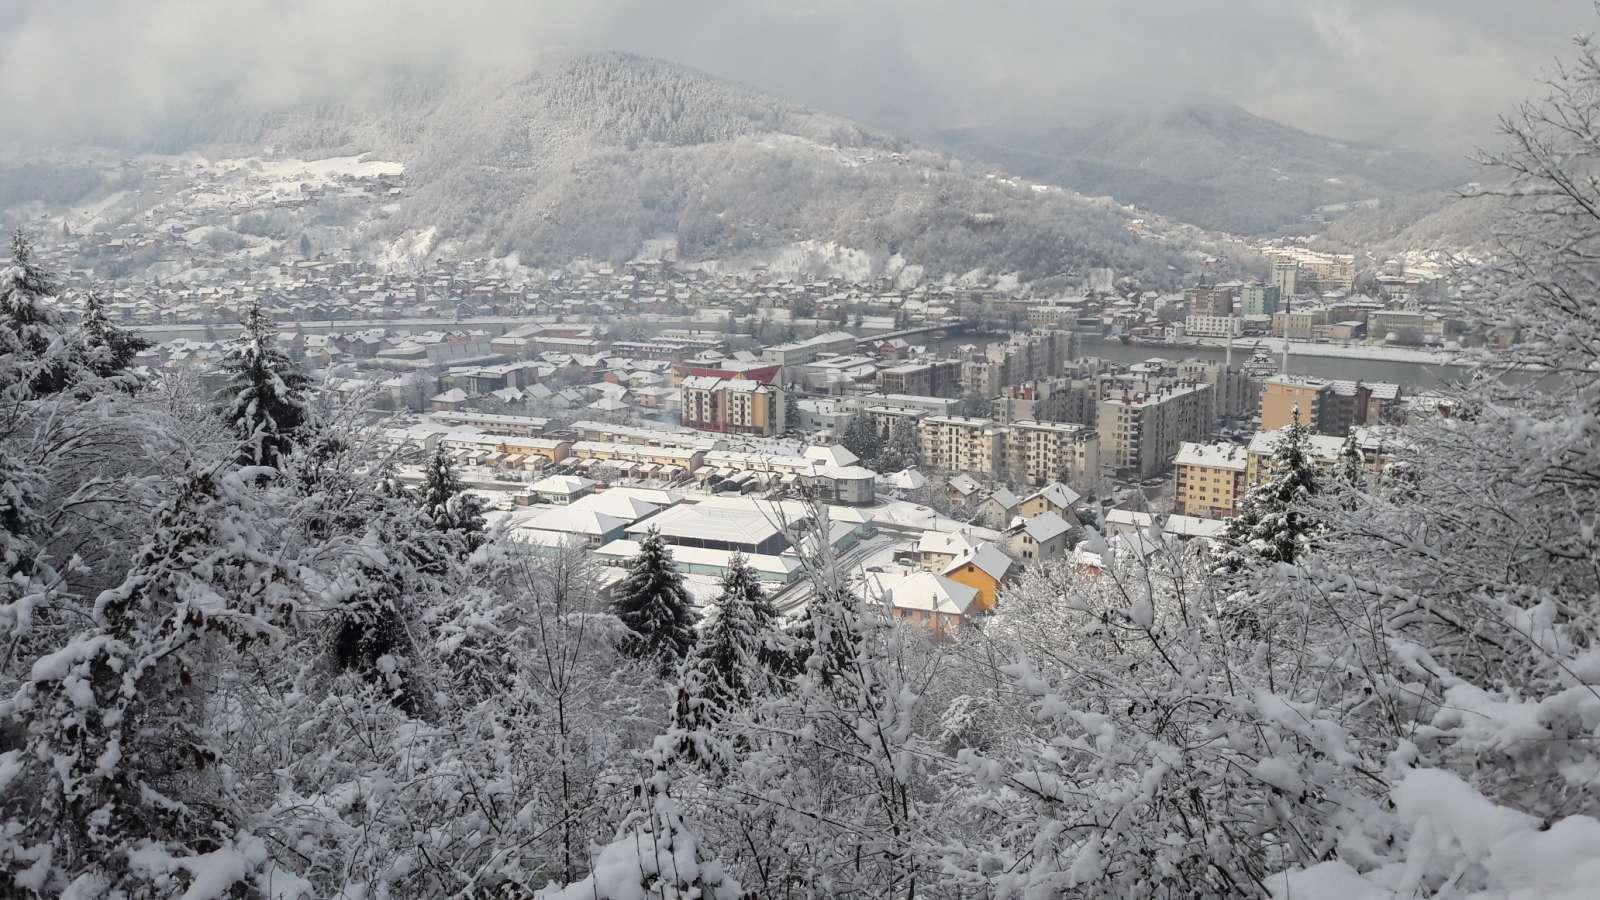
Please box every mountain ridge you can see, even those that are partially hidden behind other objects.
[6,52,1259,287]
[934,98,1466,235]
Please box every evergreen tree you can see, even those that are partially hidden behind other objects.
[880,418,923,472]
[614,527,698,670]
[298,232,313,258]
[787,583,864,689]
[1217,419,1320,573]
[783,386,801,434]
[839,415,881,467]
[673,553,783,764]
[217,301,309,469]
[77,292,150,378]
[1337,431,1364,490]
[1,229,77,396]
[417,445,487,551]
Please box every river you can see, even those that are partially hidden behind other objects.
[1071,337,1479,389]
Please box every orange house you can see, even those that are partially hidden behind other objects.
[941,542,1014,613]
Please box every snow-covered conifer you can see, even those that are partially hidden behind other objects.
[672,552,783,764]
[614,527,698,670]
[216,300,309,469]
[1217,418,1320,572]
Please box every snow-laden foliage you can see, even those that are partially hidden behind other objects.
[613,528,698,672]
[216,300,309,470]
[7,29,1600,900]
[670,552,786,768]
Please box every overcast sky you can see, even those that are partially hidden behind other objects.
[1,0,1592,158]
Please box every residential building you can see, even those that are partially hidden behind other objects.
[1270,261,1299,300]
[863,570,978,635]
[1238,283,1282,317]
[1096,383,1215,478]
[1007,511,1075,562]
[528,474,594,505]
[940,542,1013,613]
[877,359,963,398]
[1176,359,1255,420]
[1245,427,1351,487]
[919,416,1004,476]
[1183,314,1244,338]
[1173,441,1250,518]
[1017,482,1083,520]
[1185,284,1235,317]
[1005,420,1101,489]
[680,376,786,436]
[1260,375,1332,432]
[1323,381,1372,436]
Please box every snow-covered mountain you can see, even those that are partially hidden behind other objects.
[16,52,1251,286]
[935,98,1466,235]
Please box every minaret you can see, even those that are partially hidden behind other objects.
[1280,337,1290,375]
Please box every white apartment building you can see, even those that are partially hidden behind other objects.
[1097,383,1215,478]
[918,416,1004,476]
[1005,420,1101,489]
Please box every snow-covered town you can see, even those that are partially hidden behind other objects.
[3,3,1598,899]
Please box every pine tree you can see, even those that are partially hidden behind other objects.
[1337,431,1364,490]
[1217,419,1320,573]
[882,418,923,471]
[1,229,77,396]
[783,386,801,435]
[840,415,881,468]
[614,527,698,670]
[77,292,150,378]
[673,553,784,763]
[217,301,309,469]
[787,583,864,689]
[417,445,487,550]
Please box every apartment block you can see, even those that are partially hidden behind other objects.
[1183,314,1243,338]
[1270,261,1299,300]
[1185,284,1236,317]
[680,376,786,436]
[1238,283,1281,316]
[877,358,963,398]
[1006,420,1101,489]
[1259,375,1331,433]
[1097,383,1214,478]
[1173,441,1249,519]
[919,415,1004,476]
[1176,359,1255,420]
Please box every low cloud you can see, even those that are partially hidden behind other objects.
[1,0,1591,157]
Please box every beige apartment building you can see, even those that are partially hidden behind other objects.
[1005,420,1101,489]
[1173,441,1250,518]
[1097,382,1214,478]
[918,415,1004,476]
[680,376,785,436]
[1260,375,1332,432]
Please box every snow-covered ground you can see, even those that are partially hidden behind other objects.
[1189,336,1467,365]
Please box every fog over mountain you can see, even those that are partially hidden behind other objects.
[1,0,1590,159]
[936,99,1468,234]
[0,51,1258,285]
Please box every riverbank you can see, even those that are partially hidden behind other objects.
[1133,336,1467,366]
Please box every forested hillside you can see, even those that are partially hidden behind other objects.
[20,52,1249,286]
[1313,186,1507,256]
[938,98,1463,234]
